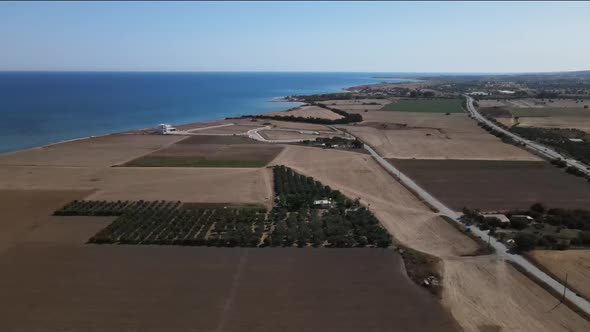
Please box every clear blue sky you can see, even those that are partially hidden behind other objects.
[0,1,588,73]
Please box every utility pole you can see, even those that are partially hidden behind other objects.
[561,273,569,303]
[548,272,569,312]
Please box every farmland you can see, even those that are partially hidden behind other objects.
[318,99,391,112]
[390,159,590,211]
[443,255,590,332]
[271,145,480,257]
[341,114,539,160]
[0,189,93,253]
[124,135,283,168]
[265,105,344,120]
[0,134,184,167]
[510,127,590,165]
[270,145,590,331]
[381,98,464,113]
[0,165,273,204]
[53,165,391,248]
[476,100,590,133]
[0,246,459,332]
[528,250,590,301]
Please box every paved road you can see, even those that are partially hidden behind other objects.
[364,144,590,315]
[465,96,590,175]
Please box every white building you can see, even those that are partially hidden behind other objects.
[157,124,177,134]
[313,199,332,209]
[484,214,510,224]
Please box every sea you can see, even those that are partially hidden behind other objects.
[0,72,417,153]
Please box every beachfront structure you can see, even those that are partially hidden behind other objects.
[158,124,177,134]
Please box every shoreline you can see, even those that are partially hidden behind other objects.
[0,87,346,156]
[0,78,421,156]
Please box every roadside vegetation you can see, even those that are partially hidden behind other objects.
[299,136,364,152]
[233,103,363,125]
[510,127,590,166]
[462,204,590,253]
[53,166,392,248]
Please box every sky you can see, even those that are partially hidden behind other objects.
[0,1,589,73]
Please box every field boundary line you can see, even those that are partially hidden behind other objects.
[215,249,249,332]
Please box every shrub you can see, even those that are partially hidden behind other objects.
[514,233,539,252]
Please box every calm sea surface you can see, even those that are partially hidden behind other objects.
[0,72,415,153]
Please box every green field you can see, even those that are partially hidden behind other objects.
[510,107,590,118]
[381,98,464,113]
[123,156,268,168]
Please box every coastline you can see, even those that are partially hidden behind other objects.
[0,76,422,156]
[0,83,366,155]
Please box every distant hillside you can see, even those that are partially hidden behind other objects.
[414,70,590,82]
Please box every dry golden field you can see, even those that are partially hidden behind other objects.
[266,105,344,120]
[529,250,590,301]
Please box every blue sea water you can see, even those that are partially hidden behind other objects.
[0,72,415,153]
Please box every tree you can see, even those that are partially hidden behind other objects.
[514,233,539,252]
[510,219,528,230]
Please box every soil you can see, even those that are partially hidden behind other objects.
[124,137,284,167]
[390,159,590,211]
[0,166,273,205]
[0,246,459,332]
[528,250,590,301]
[0,134,184,167]
[516,117,590,133]
[338,111,539,160]
[344,123,538,160]
[266,105,344,120]
[259,130,323,141]
[442,255,590,332]
[0,189,93,253]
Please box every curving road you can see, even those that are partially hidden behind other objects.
[465,96,590,175]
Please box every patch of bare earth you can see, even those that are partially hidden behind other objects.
[442,256,590,332]
[0,166,273,205]
[266,105,343,120]
[0,189,94,252]
[479,98,590,109]
[319,99,391,111]
[340,112,539,160]
[123,135,284,167]
[259,130,323,141]
[390,159,590,211]
[528,250,590,301]
[517,117,590,133]
[0,247,459,332]
[261,119,333,131]
[0,134,184,167]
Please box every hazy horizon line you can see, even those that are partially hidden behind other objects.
[0,69,587,75]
